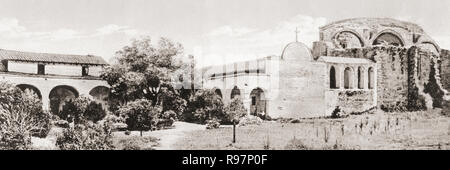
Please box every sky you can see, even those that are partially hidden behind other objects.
[0,0,449,67]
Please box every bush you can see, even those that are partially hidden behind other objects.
[59,96,106,124]
[0,82,52,149]
[154,110,176,130]
[56,122,114,150]
[224,97,247,124]
[238,115,263,126]
[206,119,220,129]
[117,99,161,134]
[284,138,309,150]
[84,102,107,123]
[184,89,224,124]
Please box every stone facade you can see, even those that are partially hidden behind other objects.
[0,50,109,112]
[202,18,449,119]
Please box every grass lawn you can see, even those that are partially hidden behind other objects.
[174,109,450,150]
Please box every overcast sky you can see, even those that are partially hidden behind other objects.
[0,0,449,67]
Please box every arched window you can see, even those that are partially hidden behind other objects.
[358,67,364,89]
[368,67,374,89]
[330,66,337,89]
[344,67,353,89]
[214,88,222,98]
[230,86,241,99]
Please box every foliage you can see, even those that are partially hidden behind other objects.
[0,82,52,149]
[115,136,158,150]
[154,110,176,130]
[84,102,107,123]
[56,122,114,150]
[284,138,309,150]
[100,37,191,130]
[184,89,225,124]
[206,119,220,129]
[116,99,161,133]
[423,59,444,108]
[100,37,186,106]
[59,96,106,124]
[224,97,247,124]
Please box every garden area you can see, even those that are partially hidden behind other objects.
[0,37,248,150]
[174,109,450,150]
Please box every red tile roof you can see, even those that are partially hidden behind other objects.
[0,49,108,65]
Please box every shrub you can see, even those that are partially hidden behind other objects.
[56,122,114,150]
[330,106,342,119]
[238,115,263,126]
[84,102,107,123]
[154,110,176,130]
[284,138,309,150]
[59,96,106,124]
[0,83,52,149]
[117,99,161,135]
[116,136,158,150]
[224,97,247,124]
[206,119,220,129]
[184,89,225,124]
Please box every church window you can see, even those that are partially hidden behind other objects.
[344,67,353,89]
[368,67,374,89]
[330,66,337,89]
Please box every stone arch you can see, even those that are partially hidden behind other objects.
[333,30,365,49]
[372,30,405,47]
[344,67,354,89]
[329,66,338,89]
[230,86,241,99]
[368,67,375,89]
[249,87,266,116]
[357,66,365,89]
[417,41,440,55]
[213,88,223,98]
[49,85,79,114]
[89,86,110,109]
[17,84,42,99]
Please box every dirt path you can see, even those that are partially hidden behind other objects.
[149,121,205,150]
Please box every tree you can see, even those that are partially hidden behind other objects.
[100,37,190,130]
[100,37,186,106]
[0,82,52,149]
[59,96,106,124]
[184,89,225,124]
[224,97,247,143]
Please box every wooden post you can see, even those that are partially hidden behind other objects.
[233,122,236,143]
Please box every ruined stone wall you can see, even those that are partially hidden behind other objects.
[328,46,445,111]
[327,90,375,114]
[329,46,409,111]
[441,49,450,92]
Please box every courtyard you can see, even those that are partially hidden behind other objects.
[31,109,450,150]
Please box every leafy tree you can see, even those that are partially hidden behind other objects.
[224,97,248,124]
[100,37,186,106]
[117,99,162,136]
[184,89,225,124]
[224,97,247,143]
[84,102,107,123]
[0,82,51,149]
